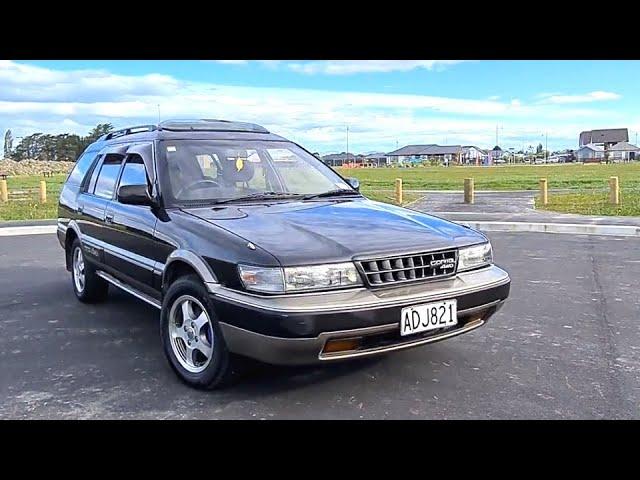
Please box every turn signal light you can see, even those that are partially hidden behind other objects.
[323,338,361,354]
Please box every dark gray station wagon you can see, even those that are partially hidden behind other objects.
[57,119,510,389]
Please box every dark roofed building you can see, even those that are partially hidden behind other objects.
[320,152,362,167]
[579,128,629,147]
[386,144,436,157]
[387,144,463,165]
[364,152,389,166]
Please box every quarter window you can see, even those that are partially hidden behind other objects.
[66,150,100,187]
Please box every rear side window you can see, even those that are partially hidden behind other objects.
[66,150,100,186]
[93,154,125,199]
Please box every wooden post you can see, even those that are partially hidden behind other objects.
[609,176,620,205]
[39,180,47,204]
[0,179,7,202]
[464,178,474,204]
[539,178,548,206]
[395,178,403,205]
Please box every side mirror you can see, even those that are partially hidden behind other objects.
[345,177,360,191]
[117,184,153,206]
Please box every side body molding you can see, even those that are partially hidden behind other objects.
[163,250,219,290]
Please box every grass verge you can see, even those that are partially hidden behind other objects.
[338,163,640,191]
[361,189,423,206]
[536,190,640,216]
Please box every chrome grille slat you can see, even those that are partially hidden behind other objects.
[358,249,457,287]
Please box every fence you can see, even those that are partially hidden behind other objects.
[362,175,631,212]
[0,179,50,204]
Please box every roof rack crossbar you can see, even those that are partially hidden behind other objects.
[101,124,158,141]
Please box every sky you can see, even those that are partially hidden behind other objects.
[1,60,639,156]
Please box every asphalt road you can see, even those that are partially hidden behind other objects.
[1,232,639,419]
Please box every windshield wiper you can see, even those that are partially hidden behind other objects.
[302,189,361,200]
[212,191,305,205]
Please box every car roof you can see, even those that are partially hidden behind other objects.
[87,119,289,150]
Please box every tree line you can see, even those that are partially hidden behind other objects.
[3,124,114,162]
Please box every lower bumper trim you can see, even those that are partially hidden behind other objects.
[219,300,502,365]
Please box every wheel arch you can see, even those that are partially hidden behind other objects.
[64,221,83,271]
[162,250,219,295]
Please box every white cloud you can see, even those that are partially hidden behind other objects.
[285,60,465,75]
[538,91,621,104]
[0,61,627,155]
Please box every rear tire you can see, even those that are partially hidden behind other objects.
[70,238,109,303]
[160,274,244,390]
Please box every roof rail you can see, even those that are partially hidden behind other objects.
[158,119,269,134]
[100,124,157,141]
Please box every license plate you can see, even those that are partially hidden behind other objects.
[400,300,457,336]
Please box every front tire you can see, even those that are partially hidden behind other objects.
[70,238,109,303]
[160,274,241,390]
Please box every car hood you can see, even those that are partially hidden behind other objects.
[181,199,486,266]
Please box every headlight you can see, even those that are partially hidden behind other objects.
[237,265,285,293]
[238,262,362,293]
[458,242,493,272]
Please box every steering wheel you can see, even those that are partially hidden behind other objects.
[175,179,219,198]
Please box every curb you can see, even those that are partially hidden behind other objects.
[0,219,58,228]
[460,221,640,237]
[0,225,57,237]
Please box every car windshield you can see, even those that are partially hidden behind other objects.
[157,139,357,205]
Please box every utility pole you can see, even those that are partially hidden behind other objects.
[157,104,161,124]
[346,125,349,163]
[545,132,548,163]
[496,124,499,146]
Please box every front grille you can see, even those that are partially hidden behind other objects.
[357,249,458,287]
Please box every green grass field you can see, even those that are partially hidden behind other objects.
[0,174,66,221]
[341,163,640,216]
[2,164,640,221]
[536,190,640,216]
[338,163,640,191]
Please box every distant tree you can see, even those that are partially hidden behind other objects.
[3,129,13,158]
[86,123,114,142]
[536,143,543,154]
[10,123,114,162]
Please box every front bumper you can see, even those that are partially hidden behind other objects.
[211,264,510,365]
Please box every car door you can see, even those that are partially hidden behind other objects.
[76,146,126,267]
[102,148,160,297]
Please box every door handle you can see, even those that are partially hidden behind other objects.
[105,214,114,224]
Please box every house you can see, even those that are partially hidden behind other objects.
[609,141,640,162]
[576,143,604,162]
[487,146,504,165]
[461,146,486,165]
[579,128,628,148]
[364,152,389,167]
[386,144,463,165]
[386,145,436,165]
[321,152,363,167]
